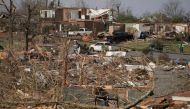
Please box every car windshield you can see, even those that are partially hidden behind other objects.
[105,43,110,45]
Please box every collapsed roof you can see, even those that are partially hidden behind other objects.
[88,9,111,19]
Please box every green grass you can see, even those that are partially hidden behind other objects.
[164,43,190,54]
[118,41,150,51]
[118,40,190,54]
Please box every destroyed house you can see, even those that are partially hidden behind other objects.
[88,9,112,21]
[40,7,90,32]
[39,7,112,34]
[54,7,112,22]
[55,7,90,23]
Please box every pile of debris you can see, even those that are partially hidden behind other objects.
[0,35,158,109]
[129,69,151,86]
[137,91,190,109]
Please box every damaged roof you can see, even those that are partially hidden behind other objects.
[88,9,111,18]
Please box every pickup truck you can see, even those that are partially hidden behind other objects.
[68,28,92,36]
[89,41,119,52]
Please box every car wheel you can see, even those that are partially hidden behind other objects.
[90,48,94,52]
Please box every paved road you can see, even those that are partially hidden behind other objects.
[153,67,190,97]
[125,51,190,60]
[125,51,190,97]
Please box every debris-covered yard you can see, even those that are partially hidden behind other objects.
[0,33,190,109]
[1,0,190,108]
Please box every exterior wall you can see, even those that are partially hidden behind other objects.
[40,7,109,33]
[55,8,64,22]
[62,8,87,22]
[153,23,190,33]
[125,23,151,32]
[109,23,125,35]
[77,20,107,37]
[40,10,55,19]
[174,24,188,33]
[77,21,105,32]
[77,21,86,28]
[55,8,88,22]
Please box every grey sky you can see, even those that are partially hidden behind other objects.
[60,0,190,16]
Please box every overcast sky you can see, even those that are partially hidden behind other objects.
[60,0,190,16]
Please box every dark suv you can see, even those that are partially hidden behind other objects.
[107,32,134,43]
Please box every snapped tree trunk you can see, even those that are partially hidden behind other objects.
[9,0,14,49]
[25,29,29,51]
[9,16,14,49]
[25,5,32,51]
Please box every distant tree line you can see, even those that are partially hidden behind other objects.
[114,0,190,23]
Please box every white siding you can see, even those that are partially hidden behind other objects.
[40,10,55,18]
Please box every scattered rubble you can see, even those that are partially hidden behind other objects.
[106,51,126,57]
[1,34,190,109]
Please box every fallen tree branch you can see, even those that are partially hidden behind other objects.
[124,89,154,109]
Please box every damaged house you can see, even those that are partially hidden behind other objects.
[124,23,153,38]
[40,7,112,36]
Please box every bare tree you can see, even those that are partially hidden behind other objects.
[107,0,121,17]
[19,0,44,51]
[75,0,87,8]
[162,0,184,18]
[184,11,190,22]
[0,0,16,49]
[117,7,137,23]
[125,7,133,17]
[60,39,71,87]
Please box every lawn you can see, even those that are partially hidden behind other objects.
[118,40,190,54]
[118,41,150,51]
[164,43,190,54]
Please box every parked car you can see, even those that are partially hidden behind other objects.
[139,32,149,39]
[89,41,118,52]
[107,32,134,43]
[68,28,92,36]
